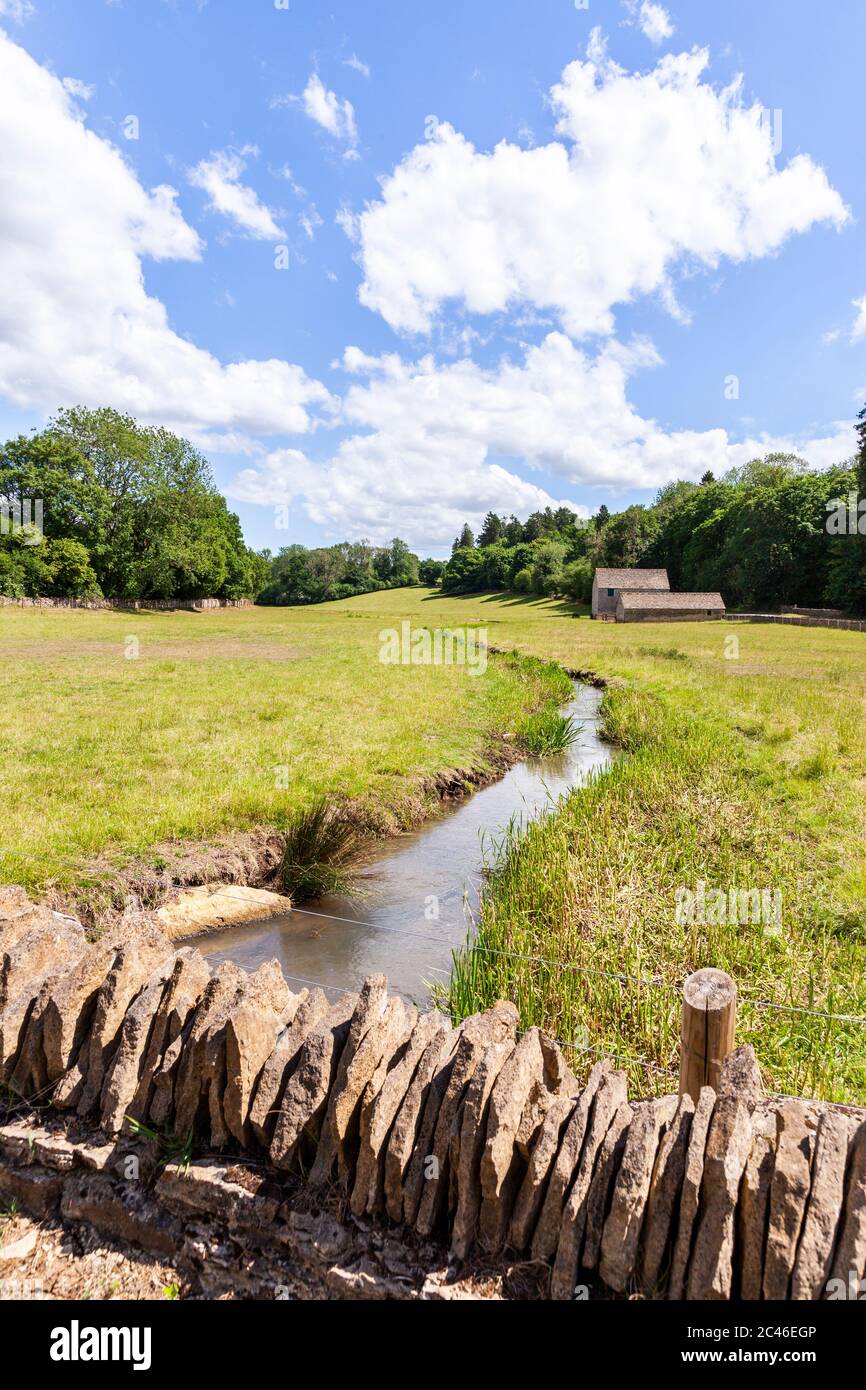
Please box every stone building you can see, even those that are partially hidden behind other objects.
[591,567,670,618]
[615,590,726,622]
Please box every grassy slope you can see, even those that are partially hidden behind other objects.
[0,591,565,893]
[436,592,866,1103]
[3,587,863,1100]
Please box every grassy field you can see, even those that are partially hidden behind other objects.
[437,592,866,1104]
[2,587,865,1102]
[0,593,566,895]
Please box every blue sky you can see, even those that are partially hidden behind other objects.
[0,0,864,556]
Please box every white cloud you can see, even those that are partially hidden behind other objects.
[61,76,94,101]
[634,2,675,45]
[188,144,284,240]
[851,295,866,342]
[343,53,370,79]
[348,44,848,337]
[299,206,323,240]
[226,333,856,547]
[299,73,358,155]
[0,0,35,22]
[0,32,331,435]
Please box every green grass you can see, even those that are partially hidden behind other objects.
[3,587,865,1103]
[278,796,365,901]
[516,708,581,755]
[440,598,866,1105]
[0,593,566,894]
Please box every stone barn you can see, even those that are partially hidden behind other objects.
[591,567,670,619]
[616,590,726,622]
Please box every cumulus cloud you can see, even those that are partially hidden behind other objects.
[0,31,331,434]
[633,2,675,45]
[851,295,866,342]
[298,73,358,155]
[188,144,285,240]
[225,334,855,546]
[349,43,848,337]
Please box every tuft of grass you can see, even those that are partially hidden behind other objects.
[124,1116,193,1172]
[795,744,835,780]
[516,709,581,756]
[639,644,687,662]
[278,796,365,901]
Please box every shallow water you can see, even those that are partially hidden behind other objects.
[196,684,613,1007]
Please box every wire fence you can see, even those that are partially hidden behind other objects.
[3,844,865,1032]
[3,845,866,1106]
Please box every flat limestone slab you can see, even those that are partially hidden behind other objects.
[156,885,293,939]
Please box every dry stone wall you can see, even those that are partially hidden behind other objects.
[2,884,864,1300]
[0,596,253,611]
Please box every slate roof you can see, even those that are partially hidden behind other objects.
[617,590,725,611]
[595,568,669,589]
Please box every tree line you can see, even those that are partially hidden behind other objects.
[0,407,430,606]
[5,403,864,612]
[439,408,866,615]
[258,536,428,605]
[0,408,269,601]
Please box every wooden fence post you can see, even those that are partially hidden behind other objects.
[679,968,737,1101]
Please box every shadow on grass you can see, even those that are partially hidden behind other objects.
[419,588,587,618]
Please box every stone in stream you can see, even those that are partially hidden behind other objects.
[450,1037,516,1260]
[249,988,327,1147]
[829,1120,866,1293]
[762,1100,814,1300]
[686,1095,754,1301]
[350,1006,440,1218]
[667,1086,715,1300]
[737,1108,778,1301]
[384,1023,456,1225]
[599,1095,678,1294]
[531,1060,611,1262]
[131,948,211,1127]
[549,1069,629,1298]
[582,1100,634,1272]
[791,1110,852,1301]
[269,993,357,1171]
[99,953,187,1135]
[639,1092,695,1294]
[414,1002,519,1238]
[478,1029,573,1254]
[223,983,301,1148]
[61,925,173,1115]
[308,975,391,1187]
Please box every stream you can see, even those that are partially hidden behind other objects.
[196,683,613,1006]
